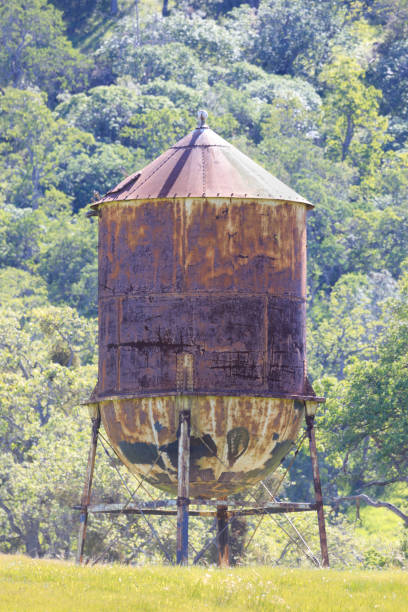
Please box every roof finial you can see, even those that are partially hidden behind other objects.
[197,109,208,128]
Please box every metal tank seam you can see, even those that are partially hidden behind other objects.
[201,147,206,195]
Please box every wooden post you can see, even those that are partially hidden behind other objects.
[176,409,191,565]
[76,405,101,565]
[306,411,330,568]
[216,504,229,568]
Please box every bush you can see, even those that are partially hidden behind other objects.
[56,142,146,211]
[96,36,208,88]
[141,11,246,64]
[253,0,342,77]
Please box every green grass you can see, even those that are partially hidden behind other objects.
[1,554,408,611]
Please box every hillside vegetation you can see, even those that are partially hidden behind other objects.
[0,0,407,567]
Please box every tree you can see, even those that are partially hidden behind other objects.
[242,70,322,111]
[55,86,171,143]
[203,81,269,143]
[141,79,205,112]
[50,0,122,35]
[120,107,196,159]
[37,215,98,317]
[0,0,89,102]
[56,142,146,211]
[319,55,390,188]
[319,272,408,524]
[253,0,342,77]
[308,271,397,379]
[369,38,408,146]
[0,88,92,209]
[140,10,248,64]
[339,203,408,279]
[0,194,98,316]
[0,203,51,269]
[0,294,174,561]
[95,38,207,88]
[254,101,355,294]
[0,298,97,557]
[180,0,259,18]
[0,268,48,310]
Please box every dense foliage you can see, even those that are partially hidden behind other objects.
[0,0,407,566]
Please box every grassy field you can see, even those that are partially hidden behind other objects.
[1,555,408,612]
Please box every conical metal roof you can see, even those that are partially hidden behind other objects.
[93,120,312,207]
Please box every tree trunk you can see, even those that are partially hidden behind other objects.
[25,519,41,557]
[229,517,248,566]
[342,114,354,161]
[162,0,170,17]
[330,494,408,526]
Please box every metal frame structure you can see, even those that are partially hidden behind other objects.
[76,405,329,568]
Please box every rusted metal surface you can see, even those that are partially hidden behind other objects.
[230,503,318,516]
[177,409,190,565]
[76,406,100,564]
[98,396,305,498]
[217,504,229,567]
[80,499,317,510]
[96,197,312,400]
[306,413,330,568]
[85,502,318,516]
[92,127,312,205]
[88,121,323,499]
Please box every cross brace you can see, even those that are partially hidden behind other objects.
[77,501,319,517]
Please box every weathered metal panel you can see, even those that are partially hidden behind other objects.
[96,198,308,399]
[267,295,306,394]
[99,201,175,297]
[183,198,305,295]
[99,396,305,498]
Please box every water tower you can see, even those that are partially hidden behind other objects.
[76,111,329,567]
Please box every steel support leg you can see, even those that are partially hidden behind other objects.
[76,405,101,565]
[306,413,329,568]
[176,409,191,565]
[216,504,229,568]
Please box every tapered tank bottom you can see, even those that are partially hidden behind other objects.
[99,395,305,498]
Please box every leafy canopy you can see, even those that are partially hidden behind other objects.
[0,0,89,101]
[0,88,92,209]
[319,55,390,188]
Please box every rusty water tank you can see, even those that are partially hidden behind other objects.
[88,111,321,499]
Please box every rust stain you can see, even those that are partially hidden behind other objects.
[99,396,305,498]
[97,197,308,399]
[91,127,312,206]
[90,123,322,498]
